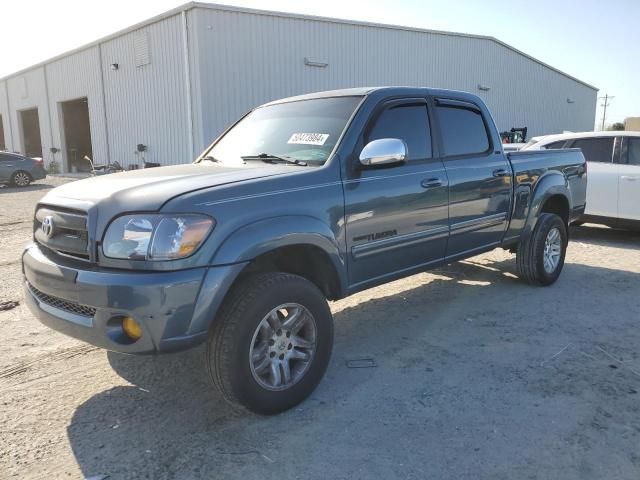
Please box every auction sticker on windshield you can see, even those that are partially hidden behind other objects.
[287,133,329,146]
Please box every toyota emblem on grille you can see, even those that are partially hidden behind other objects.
[41,216,55,238]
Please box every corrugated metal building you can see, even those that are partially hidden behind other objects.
[0,2,598,172]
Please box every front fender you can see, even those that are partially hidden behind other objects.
[522,171,572,239]
[211,215,347,291]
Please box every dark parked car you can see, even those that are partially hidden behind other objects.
[0,152,46,187]
[23,87,587,414]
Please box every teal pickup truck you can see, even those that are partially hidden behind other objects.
[23,87,587,414]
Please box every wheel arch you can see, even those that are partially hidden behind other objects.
[522,171,572,241]
[540,194,570,227]
[211,215,348,300]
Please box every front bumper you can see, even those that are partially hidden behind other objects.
[22,243,246,354]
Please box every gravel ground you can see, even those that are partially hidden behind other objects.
[1,177,639,479]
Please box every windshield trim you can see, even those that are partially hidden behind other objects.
[196,95,367,167]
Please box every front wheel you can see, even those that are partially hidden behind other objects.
[516,213,568,286]
[206,272,333,415]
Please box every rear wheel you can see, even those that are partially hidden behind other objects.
[206,272,333,415]
[516,213,567,286]
[11,171,31,187]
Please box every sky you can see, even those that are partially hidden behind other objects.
[1,0,638,127]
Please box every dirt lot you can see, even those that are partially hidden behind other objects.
[1,177,639,480]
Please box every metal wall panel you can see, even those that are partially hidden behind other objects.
[0,81,11,151]
[100,15,191,168]
[192,7,597,150]
[44,46,108,171]
[5,67,52,160]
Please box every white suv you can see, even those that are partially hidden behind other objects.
[522,131,640,229]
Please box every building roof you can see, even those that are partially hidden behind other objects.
[0,2,598,91]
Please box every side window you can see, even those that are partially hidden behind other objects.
[627,138,640,166]
[436,105,490,156]
[366,104,432,161]
[570,137,614,163]
[544,141,567,149]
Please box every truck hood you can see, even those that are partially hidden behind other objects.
[41,163,294,213]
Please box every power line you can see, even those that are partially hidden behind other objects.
[599,94,614,131]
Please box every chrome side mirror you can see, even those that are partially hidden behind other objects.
[359,138,407,167]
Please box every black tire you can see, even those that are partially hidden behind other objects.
[206,272,333,415]
[516,213,567,286]
[10,170,32,187]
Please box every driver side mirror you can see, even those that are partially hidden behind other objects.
[359,138,407,167]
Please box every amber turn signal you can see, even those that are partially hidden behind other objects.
[122,316,142,341]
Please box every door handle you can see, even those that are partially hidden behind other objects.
[621,175,638,181]
[421,177,443,189]
[492,168,510,177]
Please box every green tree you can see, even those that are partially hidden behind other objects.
[607,122,625,131]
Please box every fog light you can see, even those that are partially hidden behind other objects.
[122,316,142,341]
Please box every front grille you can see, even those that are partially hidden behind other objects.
[34,206,91,262]
[28,283,96,317]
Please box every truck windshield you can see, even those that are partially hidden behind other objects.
[201,96,362,166]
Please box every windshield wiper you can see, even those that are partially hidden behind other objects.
[241,153,307,166]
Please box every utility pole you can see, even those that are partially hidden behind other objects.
[599,94,614,131]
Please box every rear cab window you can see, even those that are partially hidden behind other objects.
[435,100,491,156]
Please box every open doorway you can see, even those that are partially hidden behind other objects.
[20,108,43,158]
[61,97,93,172]
[0,115,5,151]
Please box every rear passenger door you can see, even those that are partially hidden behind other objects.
[618,137,640,221]
[568,137,617,218]
[344,98,449,288]
[434,98,512,259]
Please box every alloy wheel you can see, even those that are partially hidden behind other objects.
[543,227,562,273]
[14,172,30,187]
[249,303,317,391]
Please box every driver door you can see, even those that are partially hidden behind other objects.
[0,154,17,182]
[343,98,449,289]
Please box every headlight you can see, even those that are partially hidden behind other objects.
[103,214,214,261]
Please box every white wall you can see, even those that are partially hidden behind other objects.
[0,81,11,151]
[99,14,191,168]
[1,12,191,170]
[45,46,109,171]
[5,67,52,161]
[191,6,597,150]
[0,4,598,168]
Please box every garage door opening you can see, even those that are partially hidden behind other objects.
[20,108,43,158]
[61,98,93,172]
[0,115,5,151]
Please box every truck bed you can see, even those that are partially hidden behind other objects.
[503,148,587,244]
